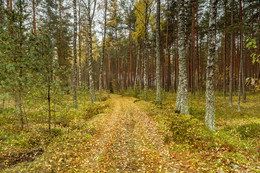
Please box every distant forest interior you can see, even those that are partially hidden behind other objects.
[0,0,259,172]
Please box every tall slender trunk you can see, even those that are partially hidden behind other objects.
[166,0,170,92]
[129,11,133,86]
[155,0,161,104]
[88,0,96,103]
[191,0,196,95]
[223,0,226,100]
[196,1,199,93]
[78,0,82,88]
[33,0,37,38]
[175,15,179,93]
[238,0,244,110]
[206,0,218,132]
[18,1,23,130]
[242,0,246,102]
[99,0,107,100]
[143,0,149,98]
[229,0,234,106]
[73,0,78,108]
[175,0,189,114]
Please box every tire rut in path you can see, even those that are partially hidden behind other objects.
[79,95,175,172]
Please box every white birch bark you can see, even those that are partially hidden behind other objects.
[205,0,218,131]
[175,0,189,114]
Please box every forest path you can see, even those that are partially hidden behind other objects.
[79,95,175,172]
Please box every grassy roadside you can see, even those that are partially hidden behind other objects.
[0,92,111,172]
[125,89,260,172]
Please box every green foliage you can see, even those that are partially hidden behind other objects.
[236,123,260,139]
[50,128,63,138]
[246,38,260,64]
[83,103,109,120]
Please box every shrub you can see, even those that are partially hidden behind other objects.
[83,103,108,120]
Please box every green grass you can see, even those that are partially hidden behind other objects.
[0,91,111,171]
[125,89,260,171]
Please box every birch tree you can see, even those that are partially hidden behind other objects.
[175,0,189,114]
[205,0,218,131]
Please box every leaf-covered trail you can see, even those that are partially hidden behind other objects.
[79,95,175,172]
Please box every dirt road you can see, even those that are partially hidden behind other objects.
[78,95,175,172]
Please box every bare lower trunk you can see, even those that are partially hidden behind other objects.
[155,0,161,105]
[73,0,78,108]
[99,0,107,101]
[88,0,96,104]
[175,0,189,114]
[205,0,218,132]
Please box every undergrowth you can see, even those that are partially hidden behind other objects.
[131,89,260,172]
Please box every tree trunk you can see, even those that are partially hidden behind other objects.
[166,0,170,92]
[88,0,96,104]
[73,0,78,108]
[155,0,161,105]
[229,0,234,106]
[175,0,189,114]
[99,0,107,100]
[223,0,226,100]
[78,0,82,88]
[143,0,149,99]
[206,0,218,132]
[32,0,37,38]
[191,0,196,96]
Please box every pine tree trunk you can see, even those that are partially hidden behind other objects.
[191,0,196,96]
[143,0,149,99]
[99,0,107,101]
[229,0,234,106]
[175,0,189,114]
[88,0,96,104]
[73,0,78,108]
[223,0,226,100]
[206,0,218,132]
[78,0,82,88]
[242,0,246,103]
[155,0,161,105]
[166,0,170,92]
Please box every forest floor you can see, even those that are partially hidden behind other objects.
[1,92,260,172]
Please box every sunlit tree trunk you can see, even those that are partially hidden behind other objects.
[206,0,218,131]
[175,0,189,114]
